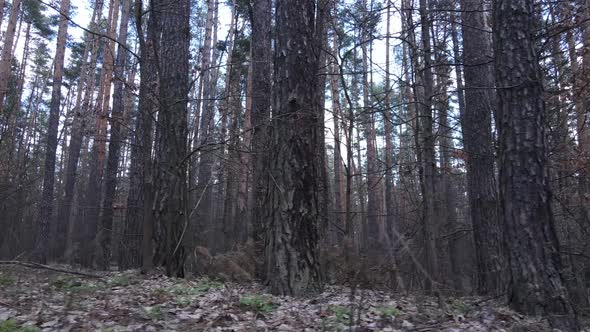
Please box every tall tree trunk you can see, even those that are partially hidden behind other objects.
[57,0,104,261]
[152,0,190,278]
[266,0,324,296]
[329,19,344,243]
[82,0,120,267]
[250,0,272,263]
[361,0,383,255]
[0,0,22,114]
[195,0,218,244]
[122,0,159,272]
[100,0,131,270]
[34,0,71,263]
[571,0,590,226]
[237,60,252,243]
[448,10,469,293]
[417,0,438,293]
[494,0,578,329]
[220,0,239,252]
[460,0,506,296]
[383,2,396,250]
[399,0,417,238]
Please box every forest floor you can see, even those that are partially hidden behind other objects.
[0,264,586,331]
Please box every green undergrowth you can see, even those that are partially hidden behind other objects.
[0,274,15,287]
[0,319,40,332]
[376,305,402,318]
[49,276,103,294]
[167,278,224,296]
[239,294,275,313]
[451,299,472,314]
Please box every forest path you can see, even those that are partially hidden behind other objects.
[0,265,564,331]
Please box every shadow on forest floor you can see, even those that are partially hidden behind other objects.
[0,265,586,331]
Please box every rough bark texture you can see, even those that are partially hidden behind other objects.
[195,0,218,243]
[0,0,22,114]
[460,0,506,296]
[329,27,344,243]
[417,0,439,293]
[250,0,272,248]
[383,3,395,250]
[265,0,324,296]
[35,0,70,263]
[83,0,120,267]
[121,0,158,271]
[494,0,578,330]
[449,11,470,293]
[100,0,131,270]
[57,0,104,261]
[152,0,190,278]
[361,0,383,255]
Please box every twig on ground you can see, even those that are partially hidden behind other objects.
[0,261,102,279]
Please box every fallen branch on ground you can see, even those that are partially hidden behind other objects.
[0,261,102,279]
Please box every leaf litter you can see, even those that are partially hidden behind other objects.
[0,265,587,331]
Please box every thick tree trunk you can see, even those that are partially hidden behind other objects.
[221,1,241,252]
[460,0,506,296]
[82,0,120,267]
[57,0,104,261]
[571,0,590,226]
[361,0,384,255]
[329,27,344,243]
[382,2,396,250]
[34,0,71,263]
[152,0,190,278]
[399,0,417,235]
[417,0,438,293]
[122,0,159,272]
[266,0,324,296]
[448,11,470,293]
[0,0,22,114]
[494,0,578,329]
[100,0,132,270]
[250,0,272,266]
[237,61,253,243]
[195,0,218,244]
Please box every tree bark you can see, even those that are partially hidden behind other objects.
[460,0,506,296]
[57,0,104,261]
[0,0,22,114]
[195,0,218,244]
[250,0,272,267]
[82,0,120,267]
[34,0,70,263]
[152,0,190,278]
[266,0,324,296]
[417,0,438,293]
[100,0,132,270]
[494,0,578,329]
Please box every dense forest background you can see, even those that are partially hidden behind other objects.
[0,0,589,330]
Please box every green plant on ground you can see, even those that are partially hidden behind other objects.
[167,278,224,296]
[329,305,351,324]
[0,275,15,287]
[49,276,101,294]
[70,281,103,294]
[239,294,275,313]
[152,288,168,297]
[0,319,40,332]
[176,296,192,307]
[107,275,132,287]
[195,278,224,292]
[49,277,81,291]
[451,299,472,313]
[376,305,402,318]
[147,305,165,320]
